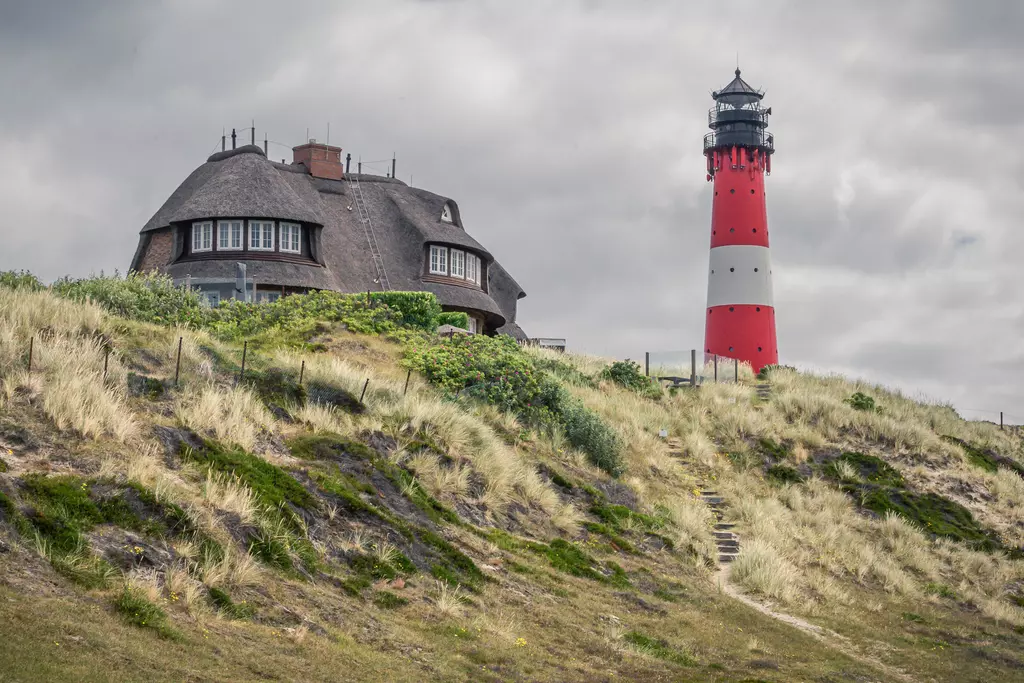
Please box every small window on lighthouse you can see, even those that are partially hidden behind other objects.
[441,203,453,223]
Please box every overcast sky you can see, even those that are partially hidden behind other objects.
[2,0,1022,424]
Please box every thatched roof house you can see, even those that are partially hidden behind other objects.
[130,140,527,339]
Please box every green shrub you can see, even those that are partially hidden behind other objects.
[600,360,658,397]
[0,270,44,291]
[436,311,470,329]
[53,271,206,327]
[844,392,881,413]
[559,398,623,476]
[756,363,796,380]
[405,335,623,475]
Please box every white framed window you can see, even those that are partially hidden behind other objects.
[204,291,220,307]
[450,249,465,278]
[192,221,212,253]
[256,291,281,304]
[467,317,478,334]
[466,253,479,285]
[218,220,243,251]
[280,222,301,254]
[429,245,448,275]
[249,220,275,251]
[441,203,453,223]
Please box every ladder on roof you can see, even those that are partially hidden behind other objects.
[350,175,392,291]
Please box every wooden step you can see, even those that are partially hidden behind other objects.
[713,531,736,540]
[718,552,739,563]
[714,523,736,530]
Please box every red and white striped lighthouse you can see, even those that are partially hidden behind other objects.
[703,69,778,374]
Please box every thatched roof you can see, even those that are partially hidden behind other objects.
[131,145,527,333]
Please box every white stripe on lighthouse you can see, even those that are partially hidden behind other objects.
[706,245,774,307]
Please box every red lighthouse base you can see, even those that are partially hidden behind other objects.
[705,304,778,374]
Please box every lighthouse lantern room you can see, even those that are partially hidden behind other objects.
[702,68,778,375]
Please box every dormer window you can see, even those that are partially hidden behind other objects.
[450,249,465,278]
[429,245,448,275]
[192,221,212,253]
[466,253,479,285]
[218,220,243,251]
[249,220,275,251]
[441,203,453,223]
[280,222,301,254]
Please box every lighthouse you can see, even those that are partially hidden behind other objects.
[703,68,778,374]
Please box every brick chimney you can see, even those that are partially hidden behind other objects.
[292,140,344,180]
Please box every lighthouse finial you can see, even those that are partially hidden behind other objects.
[736,52,740,76]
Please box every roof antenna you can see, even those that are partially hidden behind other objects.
[326,122,330,148]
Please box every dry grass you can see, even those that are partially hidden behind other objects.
[175,384,273,452]
[199,470,259,523]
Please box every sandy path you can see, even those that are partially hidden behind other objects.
[715,564,918,683]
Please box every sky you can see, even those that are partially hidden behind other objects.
[1,0,1022,424]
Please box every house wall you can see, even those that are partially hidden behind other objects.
[137,228,175,272]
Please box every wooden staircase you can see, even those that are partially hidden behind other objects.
[699,489,740,564]
[665,437,742,565]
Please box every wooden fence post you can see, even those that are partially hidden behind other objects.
[174,337,183,387]
[27,336,33,372]
[734,358,738,383]
[644,352,650,377]
[714,354,718,382]
[299,360,305,386]
[237,341,248,387]
[103,346,110,382]
[404,369,411,395]
[690,349,696,388]
[359,378,369,403]
[1001,412,1004,431]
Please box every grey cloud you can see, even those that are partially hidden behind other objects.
[0,0,1021,421]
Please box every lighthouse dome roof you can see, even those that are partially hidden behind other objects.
[713,68,764,104]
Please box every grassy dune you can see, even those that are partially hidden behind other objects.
[1,281,1023,682]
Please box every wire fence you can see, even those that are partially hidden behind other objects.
[17,333,419,413]
[643,349,751,389]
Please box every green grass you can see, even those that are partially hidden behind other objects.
[372,591,409,609]
[113,586,180,640]
[182,441,315,513]
[208,587,257,620]
[757,437,791,461]
[766,465,804,485]
[623,630,696,666]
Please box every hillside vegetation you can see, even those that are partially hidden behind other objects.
[1,271,1023,682]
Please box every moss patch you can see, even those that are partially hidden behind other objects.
[757,438,791,461]
[942,436,1024,478]
[372,591,409,609]
[766,465,804,485]
[286,434,376,462]
[858,486,1000,550]
[182,441,315,513]
[208,587,256,620]
[623,630,696,666]
[827,452,905,487]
